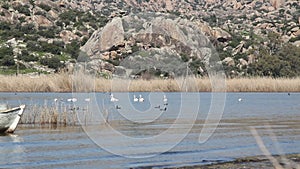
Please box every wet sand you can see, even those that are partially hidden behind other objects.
[176,154,300,169]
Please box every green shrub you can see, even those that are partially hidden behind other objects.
[34,10,46,16]
[247,43,300,77]
[65,40,80,59]
[289,35,300,43]
[15,5,31,16]
[27,41,41,51]
[228,34,243,48]
[0,55,15,66]
[180,53,189,62]
[40,57,64,70]
[0,46,13,58]
[96,15,108,28]
[27,41,63,55]
[2,3,9,10]
[17,50,39,62]
[24,34,39,42]
[37,29,55,38]
[80,37,89,46]
[59,10,77,23]
[40,42,62,55]
[20,23,35,34]
[131,44,139,53]
[0,21,11,30]
[38,3,51,12]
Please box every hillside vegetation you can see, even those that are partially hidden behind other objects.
[0,0,299,78]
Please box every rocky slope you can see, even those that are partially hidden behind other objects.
[0,0,299,78]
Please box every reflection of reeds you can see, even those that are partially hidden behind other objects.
[0,74,300,92]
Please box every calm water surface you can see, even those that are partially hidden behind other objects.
[0,92,300,168]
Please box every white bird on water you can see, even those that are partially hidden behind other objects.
[110,94,119,102]
[238,98,243,102]
[133,95,138,102]
[163,94,168,102]
[67,98,77,102]
[138,95,144,102]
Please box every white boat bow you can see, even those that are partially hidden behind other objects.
[0,105,25,133]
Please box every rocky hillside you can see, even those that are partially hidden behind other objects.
[0,0,299,78]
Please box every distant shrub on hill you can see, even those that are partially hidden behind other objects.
[38,3,51,12]
[17,50,39,62]
[248,44,300,77]
[40,57,64,71]
[15,5,31,16]
[0,55,15,66]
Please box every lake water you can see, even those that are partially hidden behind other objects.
[0,92,300,168]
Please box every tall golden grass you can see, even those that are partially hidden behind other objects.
[226,77,300,92]
[0,74,72,92]
[20,104,80,126]
[1,74,300,92]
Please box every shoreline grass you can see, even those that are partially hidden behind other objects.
[19,104,80,126]
[1,74,300,92]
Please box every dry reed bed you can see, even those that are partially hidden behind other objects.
[20,104,89,126]
[0,74,300,92]
[226,77,300,92]
[0,74,72,92]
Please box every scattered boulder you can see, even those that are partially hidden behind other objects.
[293,41,300,47]
[33,15,53,27]
[223,57,235,66]
[59,30,79,44]
[247,54,256,64]
[232,41,245,56]
[212,28,232,42]
[114,66,127,77]
[82,17,125,56]
[6,38,18,47]
[238,58,248,69]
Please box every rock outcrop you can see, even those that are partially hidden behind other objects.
[81,13,216,77]
[82,17,124,56]
[0,0,299,77]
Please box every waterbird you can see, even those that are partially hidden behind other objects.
[138,95,144,102]
[84,98,91,102]
[67,98,77,102]
[160,106,167,111]
[69,107,80,111]
[133,95,138,102]
[238,98,243,102]
[110,94,119,102]
[54,98,58,102]
[163,95,168,102]
[116,105,121,109]
[154,105,160,109]
[288,93,291,96]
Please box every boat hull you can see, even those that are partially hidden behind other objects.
[0,105,25,133]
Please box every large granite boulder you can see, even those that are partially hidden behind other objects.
[80,13,222,77]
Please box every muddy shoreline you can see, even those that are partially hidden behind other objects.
[174,154,300,169]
